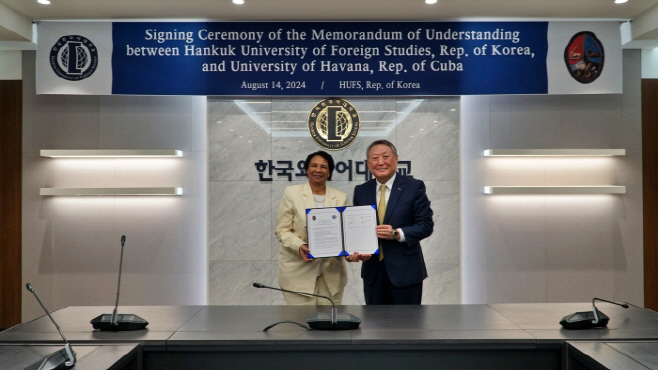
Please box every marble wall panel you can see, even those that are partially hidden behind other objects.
[343,261,366,305]
[396,99,460,181]
[270,260,287,305]
[209,260,272,305]
[208,99,272,182]
[209,97,461,305]
[208,180,272,261]
[423,259,460,304]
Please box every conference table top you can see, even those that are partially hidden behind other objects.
[568,341,658,370]
[1,304,657,348]
[0,344,140,370]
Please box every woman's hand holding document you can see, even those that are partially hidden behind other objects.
[306,205,379,258]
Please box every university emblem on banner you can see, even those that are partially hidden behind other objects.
[564,31,604,84]
[49,35,99,81]
[308,98,360,151]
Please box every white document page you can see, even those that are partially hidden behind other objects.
[306,207,344,258]
[342,205,378,255]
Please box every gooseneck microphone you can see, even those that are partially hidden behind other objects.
[252,282,361,331]
[25,283,76,370]
[591,297,629,324]
[253,283,338,324]
[560,297,630,330]
[111,235,127,326]
[90,235,148,331]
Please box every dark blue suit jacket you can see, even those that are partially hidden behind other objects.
[353,175,434,287]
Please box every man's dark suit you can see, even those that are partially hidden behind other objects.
[353,175,434,303]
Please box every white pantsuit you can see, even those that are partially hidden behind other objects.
[275,183,348,304]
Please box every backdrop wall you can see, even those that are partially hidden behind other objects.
[20,49,644,319]
[461,49,644,305]
[21,51,208,321]
[207,97,462,304]
[0,50,21,79]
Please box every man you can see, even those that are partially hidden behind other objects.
[350,139,434,305]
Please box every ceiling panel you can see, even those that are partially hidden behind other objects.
[2,0,658,21]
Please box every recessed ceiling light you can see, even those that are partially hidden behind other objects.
[426,0,438,4]
[615,0,628,3]
[38,0,50,4]
[233,0,244,4]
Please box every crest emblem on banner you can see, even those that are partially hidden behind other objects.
[564,31,605,84]
[308,99,360,151]
[49,35,99,81]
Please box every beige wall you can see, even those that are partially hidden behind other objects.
[21,51,208,321]
[461,49,644,304]
[0,50,21,79]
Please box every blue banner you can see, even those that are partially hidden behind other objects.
[112,21,547,95]
[36,21,622,96]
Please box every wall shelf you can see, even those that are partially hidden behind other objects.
[40,150,183,158]
[484,186,626,195]
[484,149,625,157]
[40,187,183,196]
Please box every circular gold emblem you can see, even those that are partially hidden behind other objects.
[308,98,360,151]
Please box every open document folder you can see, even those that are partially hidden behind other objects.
[306,205,379,258]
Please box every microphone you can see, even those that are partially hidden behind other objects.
[25,283,76,370]
[252,283,361,330]
[90,235,148,331]
[110,235,127,326]
[592,297,628,324]
[560,297,630,330]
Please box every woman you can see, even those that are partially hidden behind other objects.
[275,151,348,305]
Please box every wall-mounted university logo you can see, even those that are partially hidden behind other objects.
[50,35,99,81]
[564,31,604,84]
[308,98,360,151]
